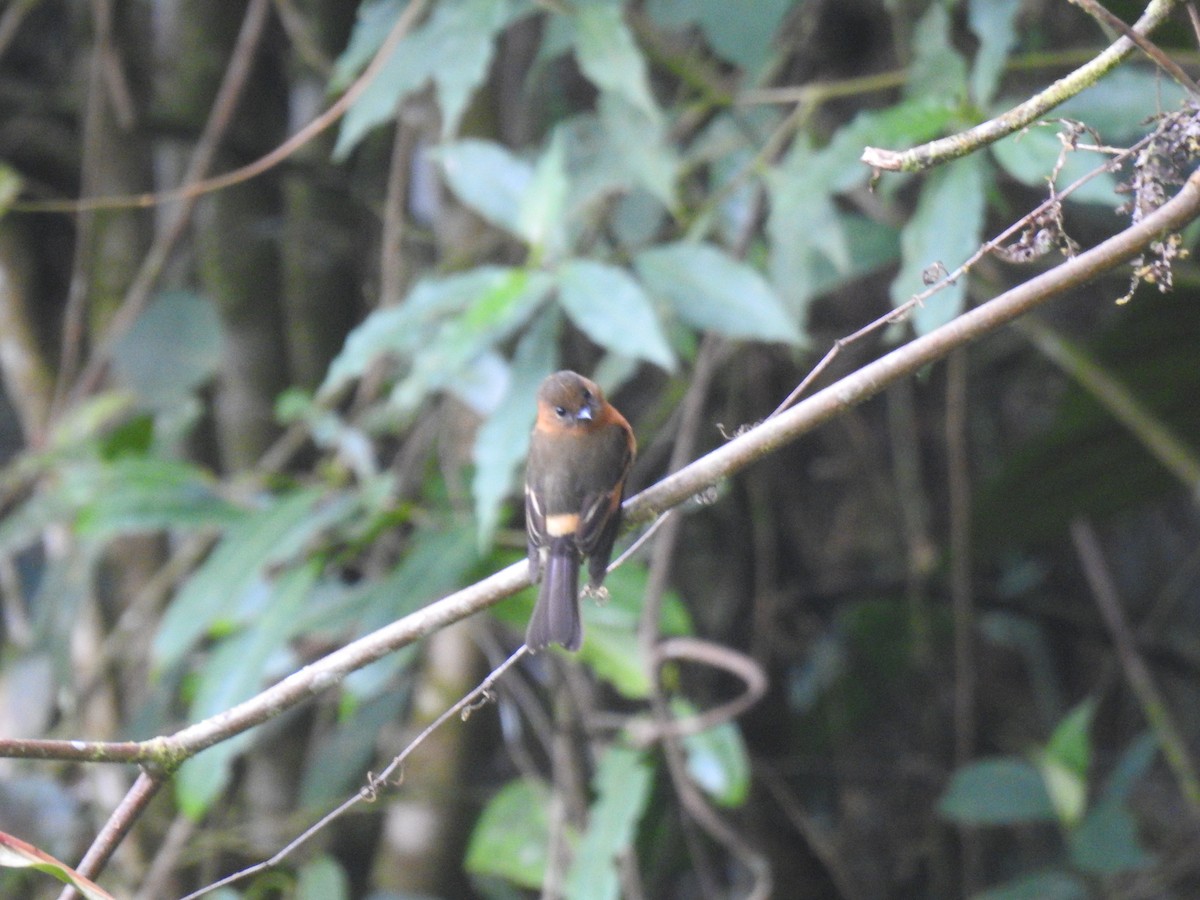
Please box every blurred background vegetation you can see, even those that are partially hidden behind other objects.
[1,0,1199,897]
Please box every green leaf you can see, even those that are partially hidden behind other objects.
[891,153,989,335]
[390,267,554,414]
[437,139,533,238]
[557,260,675,370]
[645,0,792,75]
[566,745,655,900]
[1098,731,1158,807]
[497,562,693,698]
[573,2,660,126]
[341,522,480,697]
[111,290,222,409]
[596,94,678,208]
[676,699,751,807]
[152,487,355,668]
[333,0,522,157]
[471,312,558,551]
[822,96,962,195]
[329,0,404,91]
[1038,700,1095,828]
[907,2,968,103]
[323,266,511,394]
[466,778,569,889]
[518,127,570,258]
[176,561,319,818]
[0,832,116,900]
[973,869,1089,900]
[991,124,1121,206]
[939,757,1057,825]
[299,691,408,807]
[321,266,554,415]
[1037,757,1087,830]
[968,0,1021,106]
[1044,698,1095,782]
[1068,796,1152,875]
[296,855,351,900]
[0,161,22,217]
[72,457,242,540]
[577,565,693,698]
[1056,67,1189,141]
[635,242,800,345]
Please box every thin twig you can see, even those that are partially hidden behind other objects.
[179,646,529,900]
[1069,519,1200,815]
[12,0,431,218]
[57,772,167,900]
[945,349,979,893]
[7,164,1200,772]
[776,120,1171,418]
[1070,0,1200,96]
[861,0,1180,172]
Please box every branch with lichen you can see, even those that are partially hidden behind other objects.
[861,0,1180,173]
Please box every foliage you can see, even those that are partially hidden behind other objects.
[0,0,1198,898]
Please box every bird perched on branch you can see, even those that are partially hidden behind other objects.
[524,370,636,651]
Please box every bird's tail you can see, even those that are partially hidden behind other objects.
[526,537,582,651]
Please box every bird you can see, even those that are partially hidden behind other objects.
[524,370,636,651]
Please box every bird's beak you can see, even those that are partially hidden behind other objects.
[576,406,593,422]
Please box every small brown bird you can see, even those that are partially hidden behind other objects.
[525,371,636,651]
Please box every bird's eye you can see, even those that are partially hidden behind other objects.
[554,405,567,417]
[581,389,592,403]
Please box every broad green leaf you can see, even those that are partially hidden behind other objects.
[676,699,751,807]
[296,855,351,900]
[498,562,693,697]
[1044,698,1095,781]
[577,565,693,698]
[333,0,522,157]
[566,745,654,900]
[112,291,222,409]
[322,266,515,394]
[72,457,242,539]
[939,757,1057,825]
[471,312,558,550]
[558,100,678,218]
[299,690,408,807]
[891,153,989,335]
[1056,67,1189,141]
[1038,757,1087,829]
[153,487,354,668]
[329,0,404,91]
[0,162,22,217]
[1069,796,1153,875]
[341,522,480,697]
[518,128,570,258]
[597,94,679,208]
[968,0,1021,106]
[390,268,554,413]
[466,778,568,889]
[907,2,968,103]
[766,142,851,318]
[321,267,553,415]
[645,0,792,75]
[823,95,962,195]
[1098,731,1158,806]
[0,832,115,900]
[176,561,318,818]
[557,260,675,370]
[973,869,1089,900]
[573,2,660,126]
[437,140,533,238]
[635,242,800,345]
[991,125,1121,206]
